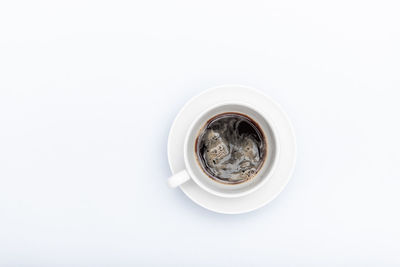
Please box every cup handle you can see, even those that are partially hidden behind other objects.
[168,170,191,188]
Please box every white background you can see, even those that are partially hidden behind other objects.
[1,0,399,266]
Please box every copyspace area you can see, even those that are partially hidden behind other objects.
[0,0,399,266]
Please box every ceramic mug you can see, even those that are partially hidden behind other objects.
[167,102,279,198]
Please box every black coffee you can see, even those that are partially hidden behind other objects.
[195,112,266,184]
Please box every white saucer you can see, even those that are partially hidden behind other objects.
[167,85,296,214]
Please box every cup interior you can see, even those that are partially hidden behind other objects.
[184,103,278,198]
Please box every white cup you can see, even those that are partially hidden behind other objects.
[168,102,279,198]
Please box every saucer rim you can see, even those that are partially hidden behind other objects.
[167,84,297,214]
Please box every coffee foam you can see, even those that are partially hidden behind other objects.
[196,113,266,184]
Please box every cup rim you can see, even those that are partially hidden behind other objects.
[183,101,280,198]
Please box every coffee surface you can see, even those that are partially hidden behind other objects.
[196,113,266,184]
